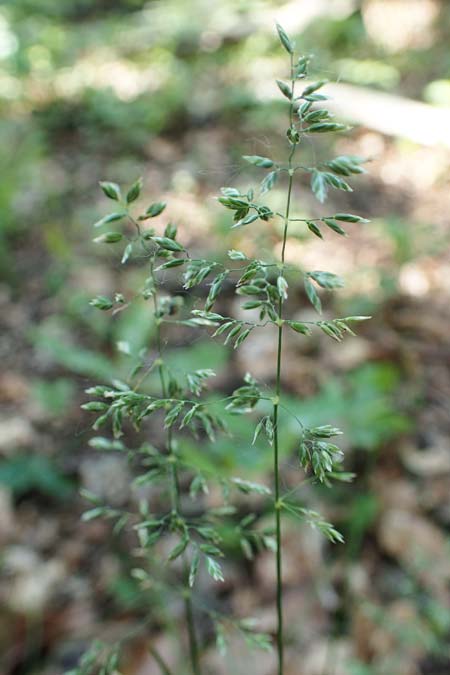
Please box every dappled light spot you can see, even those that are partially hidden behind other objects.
[399,263,431,297]
[423,79,450,107]
[0,12,18,59]
[362,0,440,52]
[326,83,450,149]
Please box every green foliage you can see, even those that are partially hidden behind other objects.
[290,363,410,450]
[346,493,379,558]
[0,454,73,499]
[31,319,114,380]
[31,378,76,415]
[65,640,120,675]
[0,120,44,281]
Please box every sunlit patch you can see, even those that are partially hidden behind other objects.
[0,73,21,100]
[0,13,18,59]
[28,44,53,73]
[52,50,172,102]
[399,263,430,297]
[325,83,450,150]
[379,145,448,191]
[423,79,450,107]
[362,0,439,52]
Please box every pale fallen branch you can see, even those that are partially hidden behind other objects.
[324,83,450,149]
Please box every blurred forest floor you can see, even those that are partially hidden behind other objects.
[1,2,450,674]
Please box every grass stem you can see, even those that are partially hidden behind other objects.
[273,52,297,675]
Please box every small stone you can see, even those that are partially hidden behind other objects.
[0,372,29,404]
[401,442,450,477]
[80,455,131,506]
[2,546,65,614]
[372,475,419,512]
[0,416,35,455]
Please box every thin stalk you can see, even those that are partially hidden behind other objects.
[150,264,201,675]
[169,454,201,675]
[273,53,297,675]
[148,644,175,675]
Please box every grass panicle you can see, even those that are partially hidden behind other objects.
[77,23,369,675]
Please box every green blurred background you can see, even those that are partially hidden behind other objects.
[1,1,450,674]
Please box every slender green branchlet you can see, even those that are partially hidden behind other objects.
[206,23,370,675]
[77,178,275,674]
